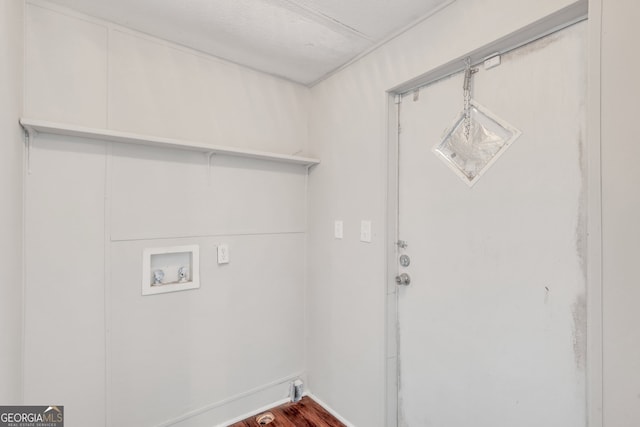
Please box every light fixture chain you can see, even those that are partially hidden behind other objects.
[463,57,478,141]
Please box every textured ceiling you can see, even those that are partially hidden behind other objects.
[45,0,452,85]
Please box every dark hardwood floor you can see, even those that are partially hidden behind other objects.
[228,396,346,427]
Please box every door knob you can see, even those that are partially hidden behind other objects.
[395,273,411,286]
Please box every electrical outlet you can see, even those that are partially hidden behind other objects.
[334,220,343,239]
[217,244,229,264]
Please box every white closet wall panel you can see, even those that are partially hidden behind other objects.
[24,4,310,154]
[109,143,307,241]
[0,0,24,404]
[25,3,108,127]
[24,135,106,425]
[23,4,312,425]
[109,234,305,427]
[108,29,310,154]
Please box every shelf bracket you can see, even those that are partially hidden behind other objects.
[207,151,216,185]
[23,125,36,175]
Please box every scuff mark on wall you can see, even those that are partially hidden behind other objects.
[572,128,587,371]
[575,130,587,281]
[572,293,587,370]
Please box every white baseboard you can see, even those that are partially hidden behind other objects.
[305,392,356,427]
[201,383,356,427]
[153,372,303,427]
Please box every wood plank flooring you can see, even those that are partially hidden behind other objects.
[229,396,346,427]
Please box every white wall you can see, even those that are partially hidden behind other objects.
[306,0,586,426]
[24,135,107,423]
[0,0,24,405]
[21,1,640,426]
[24,1,309,154]
[106,147,306,427]
[600,0,640,425]
[23,2,310,426]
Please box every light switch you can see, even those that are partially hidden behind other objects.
[217,244,229,264]
[334,220,343,239]
[360,220,372,243]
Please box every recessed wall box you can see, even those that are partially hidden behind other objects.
[142,245,200,296]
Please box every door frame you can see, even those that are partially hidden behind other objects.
[383,3,601,426]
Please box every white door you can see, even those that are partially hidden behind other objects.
[396,22,587,427]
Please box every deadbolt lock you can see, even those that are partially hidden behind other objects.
[399,254,411,267]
